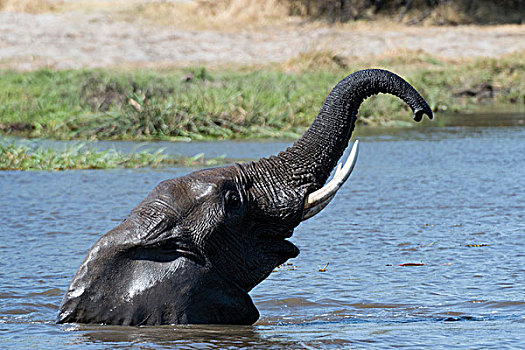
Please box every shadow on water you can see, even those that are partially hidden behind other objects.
[62,324,329,349]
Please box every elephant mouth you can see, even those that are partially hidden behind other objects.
[258,229,293,240]
[258,230,299,259]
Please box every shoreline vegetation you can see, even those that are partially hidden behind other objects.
[0,143,229,171]
[1,51,523,143]
[1,51,523,170]
[0,1,523,170]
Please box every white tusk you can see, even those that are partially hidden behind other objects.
[302,140,359,220]
[301,192,336,220]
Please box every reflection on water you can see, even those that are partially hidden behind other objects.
[1,113,524,349]
[66,324,289,349]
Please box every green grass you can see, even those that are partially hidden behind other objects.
[0,52,523,141]
[0,143,228,170]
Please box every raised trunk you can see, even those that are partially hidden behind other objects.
[239,69,432,225]
[277,69,433,192]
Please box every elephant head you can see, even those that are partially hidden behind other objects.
[57,69,432,326]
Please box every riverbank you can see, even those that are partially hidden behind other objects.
[0,1,523,170]
[0,143,228,170]
[1,52,523,142]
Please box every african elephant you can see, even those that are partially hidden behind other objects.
[57,69,432,326]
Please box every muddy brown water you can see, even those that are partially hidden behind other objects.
[1,113,524,349]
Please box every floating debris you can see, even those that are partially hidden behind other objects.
[398,262,425,267]
[318,263,329,272]
[464,244,489,247]
[273,262,297,272]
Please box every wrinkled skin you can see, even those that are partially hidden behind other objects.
[58,69,433,325]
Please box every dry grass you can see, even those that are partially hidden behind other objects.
[411,1,524,26]
[129,0,524,30]
[0,0,145,14]
[3,0,520,29]
[281,50,349,72]
[0,0,55,13]
[125,1,405,31]
[128,0,299,30]
[128,1,406,31]
[280,48,462,74]
[195,0,290,22]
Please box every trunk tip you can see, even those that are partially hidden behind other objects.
[413,107,433,122]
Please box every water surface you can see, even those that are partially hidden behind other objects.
[1,114,524,349]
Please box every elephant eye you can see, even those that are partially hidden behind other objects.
[224,190,241,209]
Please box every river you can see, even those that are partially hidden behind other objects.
[1,113,524,349]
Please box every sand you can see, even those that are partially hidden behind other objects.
[0,5,523,70]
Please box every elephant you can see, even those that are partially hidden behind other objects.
[57,69,433,326]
